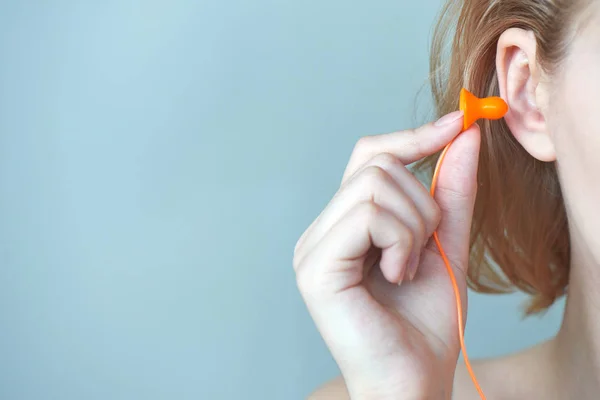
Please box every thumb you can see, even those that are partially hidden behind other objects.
[430,123,481,273]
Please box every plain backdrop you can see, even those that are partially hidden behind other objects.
[0,1,564,399]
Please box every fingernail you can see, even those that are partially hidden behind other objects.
[434,110,463,127]
[407,254,419,281]
[397,260,408,287]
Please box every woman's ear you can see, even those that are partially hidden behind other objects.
[496,28,556,162]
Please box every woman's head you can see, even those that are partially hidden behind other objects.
[418,0,599,313]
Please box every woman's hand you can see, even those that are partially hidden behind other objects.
[294,111,481,399]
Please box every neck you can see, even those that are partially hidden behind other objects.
[554,230,600,399]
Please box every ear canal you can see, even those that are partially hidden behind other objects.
[460,88,509,130]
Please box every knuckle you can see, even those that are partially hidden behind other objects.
[399,223,415,247]
[423,201,442,235]
[402,126,419,140]
[357,200,381,219]
[372,152,401,169]
[292,249,302,271]
[293,236,303,256]
[351,136,372,159]
[295,267,312,294]
[293,227,312,268]
[362,165,390,184]
[430,201,443,225]
[435,185,471,203]
[402,129,424,157]
[414,216,426,243]
[292,238,307,271]
[354,135,372,152]
[295,265,323,297]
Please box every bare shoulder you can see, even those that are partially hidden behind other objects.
[454,355,533,400]
[307,376,349,400]
[454,340,557,400]
[453,359,499,400]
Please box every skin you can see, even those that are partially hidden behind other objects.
[295,3,600,399]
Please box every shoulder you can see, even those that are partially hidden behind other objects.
[453,359,500,400]
[454,340,557,400]
[307,376,348,400]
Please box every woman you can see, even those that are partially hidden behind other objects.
[294,0,600,398]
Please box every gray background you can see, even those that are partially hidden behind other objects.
[0,1,564,399]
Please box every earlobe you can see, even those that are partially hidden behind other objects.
[496,28,556,162]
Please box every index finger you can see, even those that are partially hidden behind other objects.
[342,110,464,183]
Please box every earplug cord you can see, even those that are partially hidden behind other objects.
[430,137,487,400]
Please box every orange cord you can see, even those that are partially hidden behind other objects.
[430,138,487,400]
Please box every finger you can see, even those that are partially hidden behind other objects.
[342,111,464,182]
[344,152,442,236]
[296,113,461,264]
[427,123,481,274]
[295,153,441,265]
[296,202,413,296]
[295,165,425,272]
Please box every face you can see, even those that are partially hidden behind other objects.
[546,3,600,267]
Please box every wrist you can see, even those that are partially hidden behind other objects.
[347,382,430,400]
[346,374,451,400]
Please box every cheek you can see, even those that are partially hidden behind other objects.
[550,44,600,250]
[553,70,599,180]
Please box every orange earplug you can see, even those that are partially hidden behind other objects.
[460,88,509,131]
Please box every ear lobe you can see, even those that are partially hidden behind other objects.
[496,28,556,162]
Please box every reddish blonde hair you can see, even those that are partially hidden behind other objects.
[417,0,590,314]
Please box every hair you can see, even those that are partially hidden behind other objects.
[416,0,591,314]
